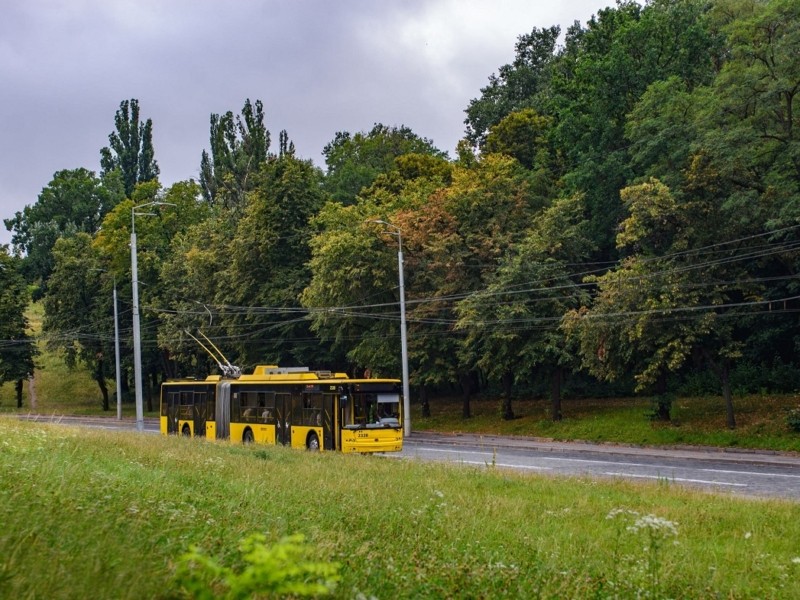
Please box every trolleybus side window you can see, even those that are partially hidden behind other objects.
[258,391,275,422]
[180,391,193,419]
[240,390,259,422]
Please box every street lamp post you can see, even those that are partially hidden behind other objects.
[113,279,122,421]
[131,201,174,432]
[369,220,411,436]
[92,268,122,421]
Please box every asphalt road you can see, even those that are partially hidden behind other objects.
[399,431,800,500]
[18,414,800,500]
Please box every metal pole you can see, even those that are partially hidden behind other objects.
[113,281,122,421]
[367,219,411,436]
[397,237,411,437]
[131,217,144,432]
[130,200,174,432]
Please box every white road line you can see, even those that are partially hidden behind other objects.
[602,472,748,487]
[421,447,494,456]
[696,468,800,479]
[459,460,552,471]
[415,446,800,479]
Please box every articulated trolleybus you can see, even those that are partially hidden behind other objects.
[160,346,404,453]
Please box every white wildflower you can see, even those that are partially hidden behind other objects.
[627,514,678,536]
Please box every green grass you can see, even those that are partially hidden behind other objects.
[0,301,158,417]
[413,394,800,452]
[1,418,799,599]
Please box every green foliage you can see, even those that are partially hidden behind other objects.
[483,108,557,176]
[223,153,325,367]
[0,249,36,387]
[3,168,124,285]
[42,233,112,409]
[456,193,592,418]
[785,407,800,433]
[464,26,560,148]
[199,99,270,208]
[100,99,160,197]
[322,123,446,205]
[175,533,340,599]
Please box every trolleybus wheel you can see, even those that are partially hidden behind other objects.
[243,428,254,444]
[182,424,191,437]
[307,432,320,451]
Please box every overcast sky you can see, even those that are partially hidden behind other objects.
[0,0,611,247]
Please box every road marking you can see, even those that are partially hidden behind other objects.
[414,446,800,479]
[697,468,800,479]
[421,447,494,456]
[602,472,748,487]
[459,460,552,471]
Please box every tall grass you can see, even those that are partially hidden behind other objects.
[1,418,799,599]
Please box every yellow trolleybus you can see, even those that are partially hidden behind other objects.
[160,366,403,453]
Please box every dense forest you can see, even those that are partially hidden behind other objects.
[1,0,798,428]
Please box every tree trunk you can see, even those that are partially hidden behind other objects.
[653,372,671,422]
[460,373,472,419]
[420,385,431,418]
[15,379,23,409]
[721,362,736,430]
[703,350,736,429]
[550,367,563,422]
[146,370,156,412]
[95,358,110,411]
[501,371,514,420]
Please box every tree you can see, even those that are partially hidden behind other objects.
[302,154,451,383]
[456,194,593,421]
[548,0,717,258]
[3,168,124,286]
[157,213,233,378]
[322,124,446,205]
[0,247,36,407]
[43,234,112,409]
[222,152,326,368]
[100,99,159,197]
[398,154,546,419]
[199,99,270,208]
[464,26,561,148]
[618,0,800,404]
[93,180,210,404]
[565,179,773,427]
[483,108,556,172]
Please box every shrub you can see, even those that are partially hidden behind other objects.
[785,407,800,433]
[174,533,340,599]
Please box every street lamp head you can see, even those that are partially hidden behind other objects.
[366,218,402,239]
[134,200,177,211]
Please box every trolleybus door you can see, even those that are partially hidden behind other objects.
[323,394,335,450]
[166,390,179,434]
[275,393,291,445]
[193,389,207,438]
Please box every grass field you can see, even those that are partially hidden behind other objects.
[1,417,799,599]
[414,393,800,452]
